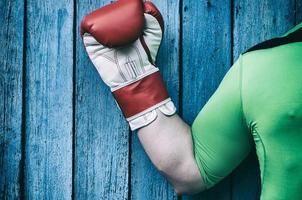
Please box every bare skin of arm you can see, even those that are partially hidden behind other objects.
[137,111,205,195]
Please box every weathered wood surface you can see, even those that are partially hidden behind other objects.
[0,0,300,199]
[0,0,24,199]
[233,0,296,59]
[297,0,302,22]
[182,0,232,199]
[24,0,74,199]
[75,1,129,199]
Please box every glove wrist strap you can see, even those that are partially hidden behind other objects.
[112,71,169,119]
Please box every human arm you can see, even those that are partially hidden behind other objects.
[138,112,205,194]
[138,57,253,194]
[80,0,253,195]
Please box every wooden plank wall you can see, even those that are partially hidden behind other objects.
[0,0,301,199]
[75,1,129,199]
[0,0,24,199]
[24,1,74,199]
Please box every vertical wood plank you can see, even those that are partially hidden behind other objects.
[131,0,179,199]
[297,0,302,22]
[232,0,296,199]
[233,0,296,59]
[0,0,24,198]
[75,1,129,199]
[182,0,232,200]
[25,1,74,199]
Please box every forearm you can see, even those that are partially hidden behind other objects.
[137,110,205,194]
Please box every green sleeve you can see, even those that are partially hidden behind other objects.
[191,56,253,189]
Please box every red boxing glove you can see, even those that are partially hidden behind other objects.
[80,0,176,130]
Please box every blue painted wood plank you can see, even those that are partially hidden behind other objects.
[0,0,24,198]
[232,1,296,199]
[24,1,74,199]
[182,0,232,200]
[75,1,129,199]
[297,0,302,22]
[130,1,180,200]
[233,0,296,59]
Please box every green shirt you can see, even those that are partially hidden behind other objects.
[192,22,302,200]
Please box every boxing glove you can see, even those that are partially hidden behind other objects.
[80,0,176,130]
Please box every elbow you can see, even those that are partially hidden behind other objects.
[173,184,205,196]
[174,186,191,196]
[174,187,186,196]
[155,159,206,196]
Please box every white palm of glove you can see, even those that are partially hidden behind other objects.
[83,33,157,91]
[83,14,176,130]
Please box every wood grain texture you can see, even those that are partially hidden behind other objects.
[232,1,296,199]
[75,1,129,199]
[233,0,296,59]
[24,1,74,199]
[297,0,302,22]
[182,0,232,200]
[0,0,24,199]
[0,0,299,199]
[130,1,180,200]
